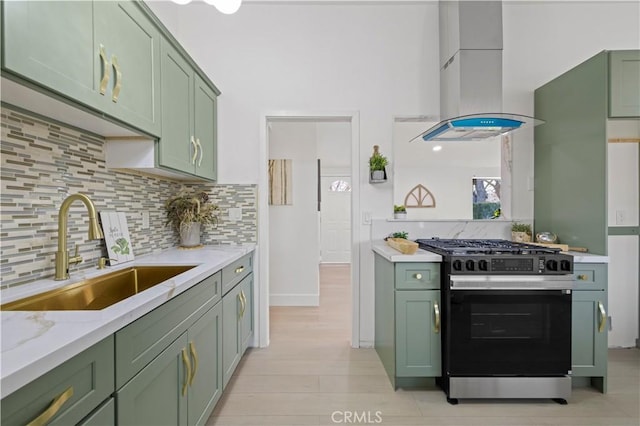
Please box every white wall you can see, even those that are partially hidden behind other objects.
[147,0,640,345]
[269,122,320,306]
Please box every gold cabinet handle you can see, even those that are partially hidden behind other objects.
[189,341,198,386]
[415,273,423,280]
[242,290,247,317]
[434,302,440,334]
[190,136,198,165]
[598,301,607,333]
[181,348,191,396]
[111,55,122,102]
[235,265,244,274]
[99,45,110,95]
[238,291,245,319]
[196,138,203,167]
[27,386,74,426]
[577,274,588,281]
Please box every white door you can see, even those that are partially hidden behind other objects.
[320,176,351,263]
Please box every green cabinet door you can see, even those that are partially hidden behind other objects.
[188,303,223,426]
[94,0,161,136]
[395,290,441,377]
[222,284,242,387]
[609,50,640,118]
[117,334,189,426]
[240,275,254,353]
[78,398,115,426]
[194,74,218,180]
[159,38,194,173]
[572,290,608,378]
[2,1,96,104]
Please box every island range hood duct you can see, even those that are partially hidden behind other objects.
[413,1,542,142]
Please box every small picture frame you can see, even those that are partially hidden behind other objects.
[100,211,135,265]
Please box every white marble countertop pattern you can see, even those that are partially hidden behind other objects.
[372,241,442,263]
[0,244,255,399]
[566,251,609,263]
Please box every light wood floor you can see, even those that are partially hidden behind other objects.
[209,264,640,425]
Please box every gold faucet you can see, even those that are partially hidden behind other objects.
[55,193,104,280]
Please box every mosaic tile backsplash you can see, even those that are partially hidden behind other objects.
[1,106,257,288]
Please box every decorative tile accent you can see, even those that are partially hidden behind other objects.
[0,106,257,288]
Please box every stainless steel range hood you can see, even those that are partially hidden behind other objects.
[412,1,542,142]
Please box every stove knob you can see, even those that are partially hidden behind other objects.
[452,260,463,271]
[546,259,558,271]
[478,259,489,271]
[465,260,475,271]
[560,260,571,271]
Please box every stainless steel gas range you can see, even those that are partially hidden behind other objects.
[416,238,574,405]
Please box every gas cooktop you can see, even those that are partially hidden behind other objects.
[416,238,561,256]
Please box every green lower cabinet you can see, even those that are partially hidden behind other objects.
[222,282,243,387]
[240,275,254,353]
[572,290,608,392]
[78,398,115,426]
[187,303,223,426]
[396,290,441,377]
[0,336,114,426]
[117,334,189,426]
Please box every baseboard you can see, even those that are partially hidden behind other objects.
[269,294,319,306]
[359,340,374,348]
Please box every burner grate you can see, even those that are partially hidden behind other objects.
[416,238,561,255]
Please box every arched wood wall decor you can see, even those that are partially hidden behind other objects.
[404,184,436,208]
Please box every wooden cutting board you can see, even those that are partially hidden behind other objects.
[386,238,419,254]
[529,242,570,252]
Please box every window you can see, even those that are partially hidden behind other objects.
[473,178,501,219]
[329,180,351,192]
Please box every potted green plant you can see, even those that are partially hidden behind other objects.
[165,189,219,247]
[393,204,407,219]
[511,222,532,243]
[369,145,388,181]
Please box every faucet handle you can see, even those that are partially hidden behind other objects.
[69,245,83,266]
[97,257,117,269]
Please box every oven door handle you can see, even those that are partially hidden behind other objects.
[450,274,574,290]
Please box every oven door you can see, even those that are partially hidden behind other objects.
[446,282,571,377]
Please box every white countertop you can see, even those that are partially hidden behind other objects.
[566,251,609,263]
[0,244,255,399]
[372,241,442,263]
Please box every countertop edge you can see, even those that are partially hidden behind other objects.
[372,241,442,263]
[0,244,256,399]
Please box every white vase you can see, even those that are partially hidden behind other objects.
[394,212,407,219]
[371,170,385,181]
[180,222,201,247]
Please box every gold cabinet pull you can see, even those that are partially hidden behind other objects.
[577,274,588,281]
[191,136,198,165]
[242,290,247,317]
[99,45,110,95]
[598,301,607,333]
[196,138,203,166]
[235,265,244,274]
[238,291,245,319]
[27,386,74,426]
[181,348,191,396]
[111,55,122,102]
[189,341,198,386]
[433,302,440,334]
[415,273,423,280]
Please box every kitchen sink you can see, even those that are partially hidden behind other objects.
[1,265,196,311]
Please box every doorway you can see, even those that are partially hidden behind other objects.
[257,112,360,348]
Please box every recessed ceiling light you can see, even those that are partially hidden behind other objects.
[432,145,442,152]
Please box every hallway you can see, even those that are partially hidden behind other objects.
[209,264,640,425]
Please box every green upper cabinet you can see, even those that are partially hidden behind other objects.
[160,38,219,181]
[609,50,640,118]
[2,0,161,137]
[2,1,96,104]
[159,39,194,173]
[93,1,161,136]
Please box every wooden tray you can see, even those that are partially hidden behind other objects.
[386,238,418,254]
[529,242,570,252]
